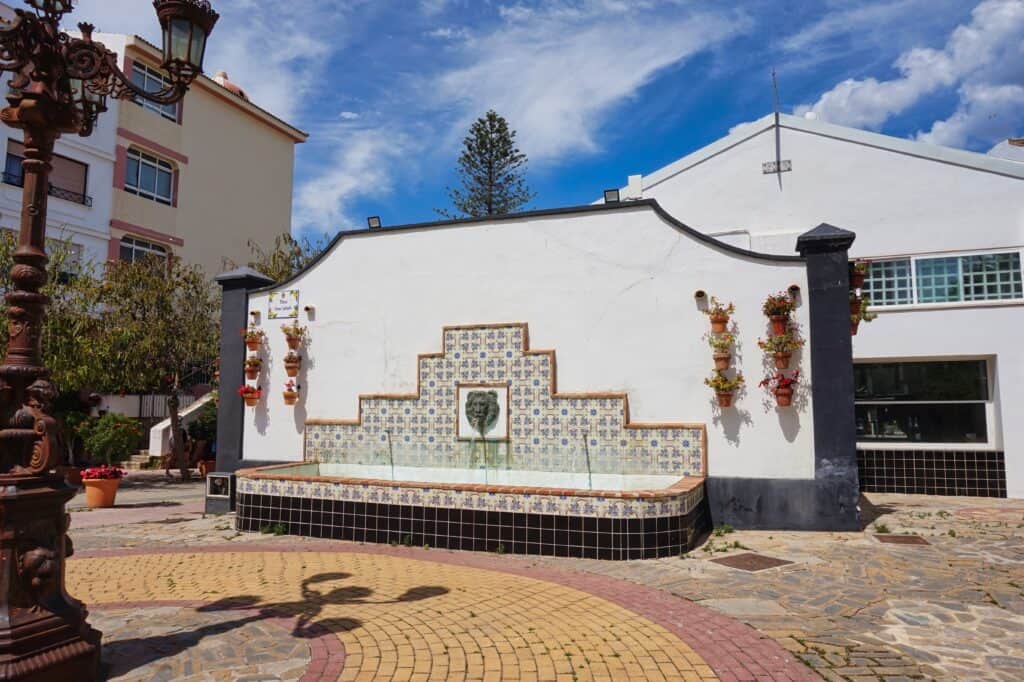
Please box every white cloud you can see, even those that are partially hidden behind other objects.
[794,0,1024,146]
[917,83,1024,147]
[339,111,361,120]
[434,3,749,161]
[426,26,470,41]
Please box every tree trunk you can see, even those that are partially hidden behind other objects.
[168,379,189,481]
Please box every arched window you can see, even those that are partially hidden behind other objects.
[119,236,167,263]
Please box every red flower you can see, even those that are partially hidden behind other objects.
[82,465,126,480]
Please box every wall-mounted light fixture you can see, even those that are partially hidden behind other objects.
[367,216,382,229]
[694,290,707,299]
[304,304,316,321]
[603,189,620,204]
[787,284,801,297]
[249,311,260,323]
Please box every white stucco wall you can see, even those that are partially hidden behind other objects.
[638,114,1024,497]
[242,205,816,480]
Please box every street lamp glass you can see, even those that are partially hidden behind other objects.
[155,1,219,74]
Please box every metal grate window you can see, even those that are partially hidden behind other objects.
[961,252,1023,301]
[863,259,912,306]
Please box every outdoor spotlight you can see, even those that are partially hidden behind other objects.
[367,216,382,229]
[603,189,620,204]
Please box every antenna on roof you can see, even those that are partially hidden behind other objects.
[771,68,780,116]
[762,68,792,180]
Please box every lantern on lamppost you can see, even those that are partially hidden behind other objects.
[0,1,217,678]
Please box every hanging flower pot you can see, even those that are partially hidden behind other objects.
[244,357,262,380]
[242,325,265,351]
[239,385,262,407]
[704,371,744,409]
[713,352,731,371]
[769,315,789,335]
[773,351,792,369]
[284,351,302,377]
[759,371,799,408]
[281,322,308,350]
[762,292,796,334]
[283,380,299,406]
[702,297,735,333]
[850,260,869,290]
[774,387,794,407]
[715,392,734,408]
[849,296,862,316]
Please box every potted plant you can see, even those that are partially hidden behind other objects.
[281,322,308,350]
[702,297,735,333]
[850,259,870,289]
[704,371,745,408]
[239,385,262,407]
[244,356,262,380]
[762,292,796,334]
[283,380,299,406]
[243,325,265,351]
[283,350,302,377]
[79,412,142,474]
[707,333,735,370]
[757,332,805,369]
[851,296,878,336]
[760,371,800,407]
[849,291,862,316]
[81,465,126,508]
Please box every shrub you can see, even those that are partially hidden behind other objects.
[81,413,143,465]
[186,398,218,442]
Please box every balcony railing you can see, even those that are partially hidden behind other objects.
[2,171,93,207]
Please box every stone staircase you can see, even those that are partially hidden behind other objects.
[124,450,162,471]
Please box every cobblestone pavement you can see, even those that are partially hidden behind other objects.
[67,493,1024,681]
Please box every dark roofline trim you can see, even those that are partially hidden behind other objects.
[253,199,804,294]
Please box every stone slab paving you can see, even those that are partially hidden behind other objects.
[65,492,1024,681]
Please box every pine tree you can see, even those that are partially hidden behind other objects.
[437,110,535,218]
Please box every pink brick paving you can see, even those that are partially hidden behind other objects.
[90,599,343,682]
[79,540,816,681]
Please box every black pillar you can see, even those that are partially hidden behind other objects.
[208,267,273,514]
[705,224,861,531]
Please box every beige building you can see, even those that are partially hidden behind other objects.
[102,34,308,276]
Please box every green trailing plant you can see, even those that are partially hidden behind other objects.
[756,333,805,353]
[704,372,745,393]
[80,413,143,465]
[762,292,796,317]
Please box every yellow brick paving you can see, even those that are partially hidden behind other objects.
[68,551,718,681]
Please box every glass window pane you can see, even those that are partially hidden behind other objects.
[855,361,988,401]
[862,258,912,306]
[856,403,987,443]
[139,162,157,193]
[916,256,961,303]
[961,253,1022,301]
[125,157,139,188]
[4,153,23,182]
[156,168,172,199]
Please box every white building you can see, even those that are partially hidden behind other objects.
[617,112,1023,498]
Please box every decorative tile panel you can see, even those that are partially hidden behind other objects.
[305,323,706,476]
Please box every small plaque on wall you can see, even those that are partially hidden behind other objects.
[268,290,299,319]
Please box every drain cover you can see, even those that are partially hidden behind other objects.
[710,552,793,571]
[875,534,930,546]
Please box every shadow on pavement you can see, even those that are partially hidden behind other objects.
[100,571,449,678]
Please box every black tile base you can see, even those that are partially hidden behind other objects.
[857,449,1006,497]
[236,494,708,560]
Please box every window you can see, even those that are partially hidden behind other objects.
[855,361,989,444]
[862,252,1022,307]
[124,148,174,205]
[4,140,92,206]
[119,236,167,263]
[131,62,179,121]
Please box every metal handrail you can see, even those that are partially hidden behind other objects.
[2,171,93,207]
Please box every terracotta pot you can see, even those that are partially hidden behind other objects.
[283,390,298,406]
[284,359,301,377]
[286,335,301,350]
[773,351,792,370]
[199,459,216,478]
[851,271,866,289]
[709,314,729,333]
[58,465,82,486]
[715,392,734,408]
[713,352,731,371]
[851,319,860,336]
[83,478,120,508]
[243,394,260,407]
[849,297,861,315]
[244,366,260,380]
[245,339,260,351]
[769,314,789,335]
[775,386,794,407]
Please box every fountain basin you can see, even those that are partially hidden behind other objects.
[236,462,707,559]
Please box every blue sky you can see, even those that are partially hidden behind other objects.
[80,1,1023,240]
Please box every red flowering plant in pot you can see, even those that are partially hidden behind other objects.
[762,292,796,335]
[760,371,800,407]
[757,332,805,370]
[283,380,299,406]
[702,297,735,333]
[81,465,126,508]
[239,385,262,407]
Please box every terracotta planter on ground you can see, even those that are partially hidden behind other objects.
[713,352,731,371]
[83,478,121,508]
[245,366,260,380]
[284,359,301,377]
[715,392,734,408]
[243,394,260,407]
[774,387,794,407]
[286,335,301,350]
[709,315,730,334]
[283,390,299,405]
[769,315,789,335]
[245,339,261,351]
[773,351,792,370]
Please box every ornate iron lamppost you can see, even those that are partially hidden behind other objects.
[0,1,217,678]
